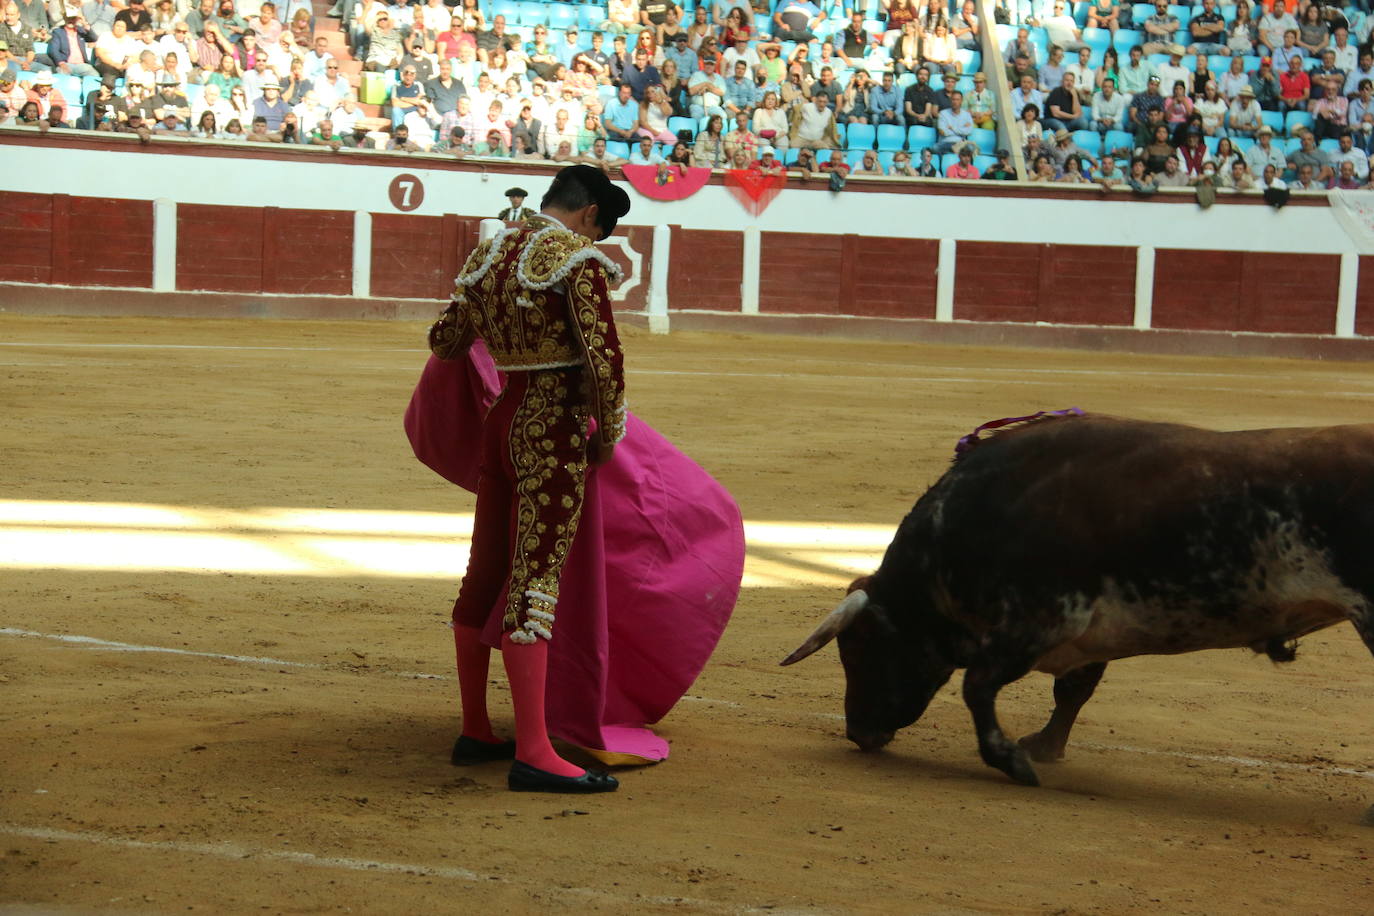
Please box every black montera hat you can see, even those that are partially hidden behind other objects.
[505,186,528,198]
[548,165,631,241]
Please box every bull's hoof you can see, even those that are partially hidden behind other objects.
[1018,731,1066,764]
[1004,751,1041,787]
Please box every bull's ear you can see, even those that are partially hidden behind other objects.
[780,589,869,666]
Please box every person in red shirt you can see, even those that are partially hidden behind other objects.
[1279,52,1311,113]
[944,144,981,179]
[435,14,474,60]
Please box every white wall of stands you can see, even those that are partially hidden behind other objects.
[1,144,1364,336]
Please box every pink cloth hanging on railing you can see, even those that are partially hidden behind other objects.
[403,343,744,763]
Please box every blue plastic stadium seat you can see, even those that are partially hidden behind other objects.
[1113,29,1144,49]
[954,48,980,72]
[1260,109,1284,134]
[784,147,800,164]
[1103,129,1134,153]
[518,1,547,27]
[667,116,695,137]
[1207,53,1229,73]
[1131,3,1153,22]
[548,4,577,29]
[1071,129,1102,155]
[1203,134,1219,154]
[846,149,865,169]
[907,124,936,149]
[846,123,876,149]
[1285,110,1314,135]
[493,0,519,23]
[876,123,904,150]
[1282,136,1301,154]
[1318,137,1340,154]
[597,83,617,103]
[877,150,895,171]
[972,154,997,172]
[969,127,997,152]
[606,140,631,158]
[1242,54,1261,72]
[581,7,607,31]
[1082,28,1111,53]
[1233,135,1256,153]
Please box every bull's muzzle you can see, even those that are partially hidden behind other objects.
[846,726,895,752]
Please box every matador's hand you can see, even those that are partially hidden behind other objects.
[587,438,615,466]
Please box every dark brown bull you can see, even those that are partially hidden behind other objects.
[782,414,1374,809]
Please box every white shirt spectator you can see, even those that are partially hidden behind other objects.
[1066,62,1093,96]
[1155,60,1191,95]
[97,30,139,70]
[1091,89,1125,125]
[191,89,235,126]
[1333,37,1358,73]
[629,144,666,165]
[314,72,352,108]
[303,48,335,81]
[330,100,362,132]
[401,106,441,149]
[1219,68,1250,100]
[1333,143,1370,180]
[1042,14,1080,49]
[722,45,760,72]
[1345,63,1374,96]
[795,101,834,143]
[1259,11,1298,50]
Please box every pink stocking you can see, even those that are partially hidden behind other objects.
[454,624,501,743]
[501,633,584,777]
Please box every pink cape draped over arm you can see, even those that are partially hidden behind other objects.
[403,343,744,763]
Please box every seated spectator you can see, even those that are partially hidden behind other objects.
[752,89,788,148]
[893,20,922,76]
[577,110,606,153]
[638,83,676,143]
[26,72,71,124]
[1089,0,1129,33]
[1139,122,1175,172]
[692,113,726,167]
[1043,71,1088,132]
[756,145,785,175]
[1243,123,1285,173]
[1221,159,1255,189]
[1331,158,1361,188]
[1010,74,1044,122]
[1097,156,1124,186]
[966,72,994,129]
[934,89,974,153]
[723,109,757,161]
[1272,28,1303,71]
[629,133,664,164]
[789,90,839,149]
[1250,57,1282,110]
[687,57,725,118]
[772,0,822,44]
[365,10,401,71]
[281,56,312,105]
[1155,45,1191,97]
[1002,26,1036,66]
[1331,130,1369,181]
[1027,153,1056,180]
[1155,154,1190,185]
[1297,3,1329,58]
[192,108,218,137]
[386,122,420,152]
[820,147,850,179]
[1256,162,1286,190]
[150,70,188,120]
[330,91,361,133]
[1309,49,1345,100]
[888,149,916,176]
[1290,162,1323,189]
[1175,128,1211,178]
[509,104,541,157]
[914,146,938,176]
[851,148,885,175]
[1312,83,1348,141]
[433,124,469,154]
[1287,127,1333,182]
[400,98,439,148]
[1211,135,1241,174]
[1162,78,1193,125]
[903,66,938,127]
[982,147,1015,180]
[1345,53,1374,97]
[1092,78,1125,134]
[1043,1,1087,53]
[251,77,288,129]
[1056,153,1090,182]
[472,126,509,157]
[1117,45,1152,100]
[245,113,279,141]
[1127,157,1158,191]
[581,135,625,171]
[839,68,871,124]
[1227,1,1258,56]
[667,137,692,166]
[1050,126,1099,172]
[723,57,758,120]
[1258,0,1297,54]
[1016,102,1043,148]
[1141,0,1180,55]
[922,19,959,74]
[541,105,577,156]
[1188,0,1226,54]
[1217,57,1249,103]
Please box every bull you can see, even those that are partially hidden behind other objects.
[782,413,1374,795]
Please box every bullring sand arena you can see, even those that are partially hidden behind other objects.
[4,314,1374,915]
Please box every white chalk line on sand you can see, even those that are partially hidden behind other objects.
[5,627,1371,782]
[0,825,760,912]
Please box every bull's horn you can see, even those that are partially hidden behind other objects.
[779,589,869,666]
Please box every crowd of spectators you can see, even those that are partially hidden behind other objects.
[1007,0,1374,192]
[0,0,1013,180]
[8,0,1374,192]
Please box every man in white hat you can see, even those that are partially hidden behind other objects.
[251,75,289,130]
[1244,123,1287,174]
[1228,83,1262,137]
[26,71,73,123]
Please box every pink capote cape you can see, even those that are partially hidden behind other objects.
[404,342,744,763]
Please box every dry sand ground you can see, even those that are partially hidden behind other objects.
[2,315,1374,915]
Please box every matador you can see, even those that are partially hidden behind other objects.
[429,165,632,794]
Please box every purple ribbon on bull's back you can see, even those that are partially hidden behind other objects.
[954,407,1086,460]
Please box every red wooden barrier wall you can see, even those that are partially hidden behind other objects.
[954,242,1136,325]
[371,212,477,301]
[178,205,352,295]
[1152,250,1339,334]
[0,193,154,288]
[1,191,56,284]
[758,232,938,318]
[1356,256,1374,337]
[669,228,744,311]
